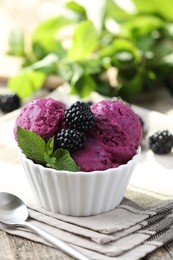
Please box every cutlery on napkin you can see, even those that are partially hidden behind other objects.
[1,198,173,260]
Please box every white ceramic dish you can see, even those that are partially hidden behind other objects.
[18,147,141,216]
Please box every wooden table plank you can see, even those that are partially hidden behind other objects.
[1,230,173,260]
[0,230,73,260]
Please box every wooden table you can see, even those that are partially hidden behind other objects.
[0,230,173,260]
[0,87,173,260]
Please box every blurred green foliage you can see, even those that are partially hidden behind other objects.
[7,0,173,101]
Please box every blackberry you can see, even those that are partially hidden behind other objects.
[56,129,86,153]
[0,94,21,113]
[149,130,173,154]
[64,101,96,132]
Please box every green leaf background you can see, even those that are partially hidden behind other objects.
[8,70,46,99]
[68,20,99,61]
[7,0,173,101]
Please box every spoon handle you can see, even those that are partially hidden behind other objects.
[23,221,91,260]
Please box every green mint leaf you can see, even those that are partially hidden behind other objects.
[104,0,130,22]
[17,127,46,164]
[8,70,46,99]
[68,20,99,61]
[65,1,87,20]
[32,16,71,60]
[7,30,25,57]
[46,148,80,172]
[32,16,72,44]
[45,136,55,156]
[70,73,97,98]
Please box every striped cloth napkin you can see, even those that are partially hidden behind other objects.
[0,198,173,260]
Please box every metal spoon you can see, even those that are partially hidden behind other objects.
[0,192,91,260]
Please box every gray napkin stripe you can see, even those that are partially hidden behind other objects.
[145,217,173,243]
[1,200,173,259]
[154,227,173,245]
[140,208,173,229]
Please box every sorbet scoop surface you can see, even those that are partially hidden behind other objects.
[72,100,142,171]
[14,98,66,141]
[15,98,142,172]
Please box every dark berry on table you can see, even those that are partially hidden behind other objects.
[0,94,21,113]
[64,101,96,132]
[149,130,173,154]
[56,129,86,153]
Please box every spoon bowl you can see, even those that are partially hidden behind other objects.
[0,192,90,260]
[0,192,28,224]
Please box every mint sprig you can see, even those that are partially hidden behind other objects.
[17,127,46,164]
[46,149,80,171]
[16,127,80,172]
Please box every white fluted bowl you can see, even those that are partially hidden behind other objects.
[18,147,141,216]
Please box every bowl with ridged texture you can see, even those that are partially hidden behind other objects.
[18,147,141,216]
